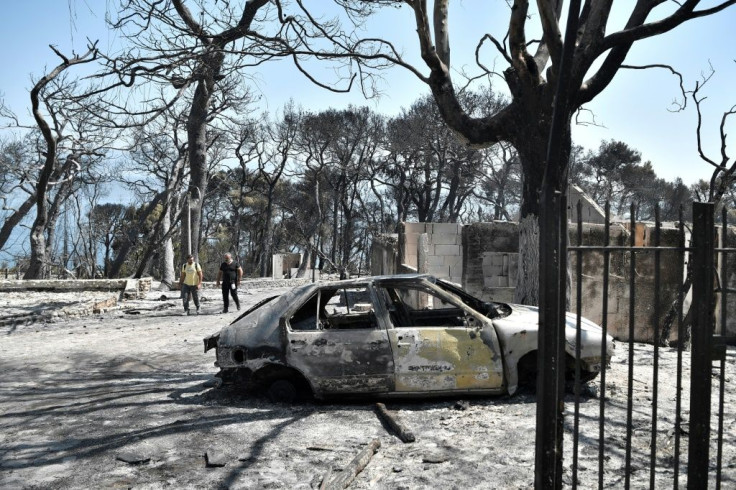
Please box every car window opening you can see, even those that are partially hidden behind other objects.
[289,286,377,331]
[379,285,469,328]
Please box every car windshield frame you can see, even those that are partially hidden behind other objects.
[433,278,509,319]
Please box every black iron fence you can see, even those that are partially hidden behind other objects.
[559,201,734,489]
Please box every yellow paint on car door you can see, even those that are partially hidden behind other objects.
[389,323,504,393]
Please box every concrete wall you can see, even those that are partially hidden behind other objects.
[462,222,519,303]
[568,222,686,343]
[718,227,736,339]
[400,223,464,284]
[272,253,302,279]
[568,184,606,225]
[370,234,399,276]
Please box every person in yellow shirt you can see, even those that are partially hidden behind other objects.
[180,254,203,315]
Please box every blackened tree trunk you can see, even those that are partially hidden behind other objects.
[260,195,275,277]
[509,106,569,304]
[0,194,35,252]
[182,51,223,260]
[42,156,79,269]
[24,45,98,279]
[108,194,164,277]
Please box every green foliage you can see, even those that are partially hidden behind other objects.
[571,140,693,220]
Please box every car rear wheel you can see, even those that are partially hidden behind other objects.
[253,365,312,402]
[267,379,298,403]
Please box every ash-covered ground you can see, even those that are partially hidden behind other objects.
[0,284,734,489]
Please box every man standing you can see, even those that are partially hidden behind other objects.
[180,254,203,315]
[216,252,243,313]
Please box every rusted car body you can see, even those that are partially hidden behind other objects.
[204,274,613,400]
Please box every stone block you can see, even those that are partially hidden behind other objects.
[484,276,509,288]
[137,277,152,292]
[443,255,463,269]
[430,233,461,245]
[464,221,519,253]
[483,287,516,303]
[427,255,446,267]
[507,256,518,287]
[481,252,517,281]
[404,233,419,248]
[448,265,463,278]
[403,222,427,234]
[92,297,118,313]
[428,265,450,278]
[434,244,462,256]
[430,223,462,235]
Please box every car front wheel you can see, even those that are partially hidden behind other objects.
[517,352,599,392]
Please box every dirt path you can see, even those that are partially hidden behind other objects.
[1,286,734,489]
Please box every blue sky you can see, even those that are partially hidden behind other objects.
[1,1,735,187]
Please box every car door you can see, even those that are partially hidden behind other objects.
[285,284,394,395]
[377,281,505,394]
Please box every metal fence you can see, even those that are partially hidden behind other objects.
[558,201,733,489]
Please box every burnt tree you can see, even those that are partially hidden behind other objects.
[24,43,99,279]
[106,0,386,264]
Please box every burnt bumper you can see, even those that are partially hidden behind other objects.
[203,333,220,353]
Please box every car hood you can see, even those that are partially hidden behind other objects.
[492,303,606,335]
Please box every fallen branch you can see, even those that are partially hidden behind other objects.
[375,402,415,443]
[321,438,381,490]
[319,467,333,490]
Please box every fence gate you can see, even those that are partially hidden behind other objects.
[555,201,734,489]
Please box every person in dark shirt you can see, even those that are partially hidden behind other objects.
[216,253,243,313]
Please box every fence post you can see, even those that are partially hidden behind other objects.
[688,202,715,488]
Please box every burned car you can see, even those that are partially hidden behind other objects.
[204,274,613,401]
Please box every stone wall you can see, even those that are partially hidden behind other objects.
[0,278,129,291]
[0,277,152,300]
[240,278,311,289]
